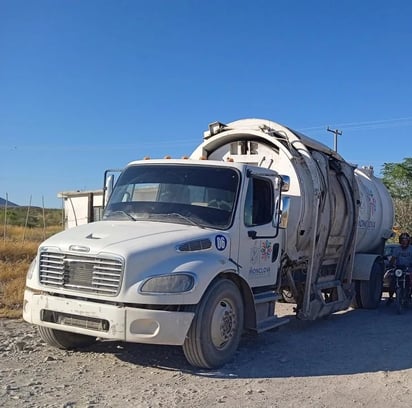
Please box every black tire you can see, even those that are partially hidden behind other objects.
[38,326,97,349]
[395,288,403,315]
[351,280,363,309]
[183,279,244,369]
[359,259,384,309]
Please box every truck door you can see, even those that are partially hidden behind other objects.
[236,169,283,288]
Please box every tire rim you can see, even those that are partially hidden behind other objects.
[210,298,237,350]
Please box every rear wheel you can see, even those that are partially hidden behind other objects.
[38,326,97,349]
[183,279,244,369]
[351,280,363,308]
[359,259,384,309]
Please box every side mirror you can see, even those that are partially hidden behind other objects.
[280,175,290,192]
[103,168,122,208]
[105,175,115,206]
[279,197,290,228]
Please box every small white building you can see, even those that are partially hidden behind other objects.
[58,190,104,229]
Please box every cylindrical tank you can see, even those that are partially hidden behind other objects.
[191,118,394,260]
[355,166,394,252]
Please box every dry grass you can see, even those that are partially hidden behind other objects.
[0,261,28,317]
[0,225,63,318]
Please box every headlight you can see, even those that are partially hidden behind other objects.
[395,269,403,278]
[140,273,195,294]
[26,257,37,280]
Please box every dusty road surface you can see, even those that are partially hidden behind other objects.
[2,297,412,408]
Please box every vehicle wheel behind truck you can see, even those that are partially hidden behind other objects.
[359,259,384,309]
[38,326,97,349]
[395,288,403,315]
[183,278,244,369]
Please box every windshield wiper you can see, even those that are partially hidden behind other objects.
[105,210,137,221]
[156,212,204,228]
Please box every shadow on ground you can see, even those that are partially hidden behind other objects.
[79,298,412,379]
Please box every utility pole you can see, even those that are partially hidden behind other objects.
[327,127,342,152]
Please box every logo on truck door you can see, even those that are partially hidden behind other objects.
[249,240,272,277]
[260,240,272,261]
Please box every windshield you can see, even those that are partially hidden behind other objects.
[103,164,240,229]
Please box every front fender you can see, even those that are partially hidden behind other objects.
[125,252,238,305]
[352,253,383,281]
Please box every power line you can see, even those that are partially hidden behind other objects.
[299,116,412,132]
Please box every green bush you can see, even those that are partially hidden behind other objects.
[0,207,63,228]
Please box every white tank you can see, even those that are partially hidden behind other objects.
[191,118,394,261]
[355,166,394,252]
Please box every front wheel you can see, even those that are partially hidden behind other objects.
[183,279,244,369]
[38,326,97,349]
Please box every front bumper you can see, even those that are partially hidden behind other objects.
[23,288,194,346]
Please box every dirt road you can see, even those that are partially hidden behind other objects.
[2,298,412,408]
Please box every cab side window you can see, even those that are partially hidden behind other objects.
[244,177,273,227]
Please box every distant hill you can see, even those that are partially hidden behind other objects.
[0,197,19,207]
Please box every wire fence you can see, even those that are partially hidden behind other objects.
[2,194,64,243]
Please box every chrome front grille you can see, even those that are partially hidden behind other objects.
[39,251,123,296]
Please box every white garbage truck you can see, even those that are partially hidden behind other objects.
[23,118,394,368]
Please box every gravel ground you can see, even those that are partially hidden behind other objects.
[2,297,412,408]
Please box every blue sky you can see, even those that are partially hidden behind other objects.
[1,0,411,208]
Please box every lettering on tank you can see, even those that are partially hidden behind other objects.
[358,188,377,229]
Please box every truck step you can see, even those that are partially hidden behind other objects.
[255,316,290,333]
[253,290,281,304]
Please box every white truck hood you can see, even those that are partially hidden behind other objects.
[41,220,213,257]
[29,218,232,306]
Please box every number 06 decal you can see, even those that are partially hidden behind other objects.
[215,235,227,251]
